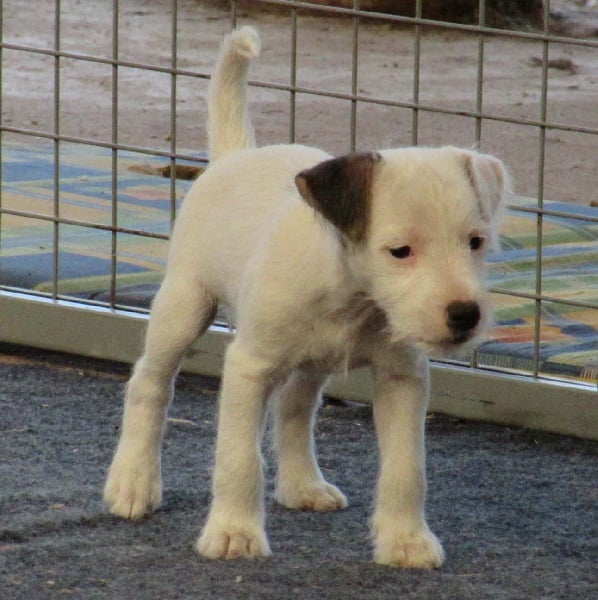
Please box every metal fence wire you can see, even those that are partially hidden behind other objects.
[0,0,596,392]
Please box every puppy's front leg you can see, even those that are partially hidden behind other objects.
[196,341,273,560]
[371,356,445,569]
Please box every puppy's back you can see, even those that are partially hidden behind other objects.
[167,144,331,307]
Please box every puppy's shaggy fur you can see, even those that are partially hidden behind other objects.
[104,26,508,568]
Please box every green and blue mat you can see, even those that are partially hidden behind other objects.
[1,142,596,382]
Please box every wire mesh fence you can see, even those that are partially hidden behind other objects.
[0,0,596,386]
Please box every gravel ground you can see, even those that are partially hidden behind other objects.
[1,347,596,599]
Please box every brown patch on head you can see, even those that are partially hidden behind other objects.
[295,152,381,243]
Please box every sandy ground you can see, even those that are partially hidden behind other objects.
[1,0,597,204]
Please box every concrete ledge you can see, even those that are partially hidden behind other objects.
[1,290,596,440]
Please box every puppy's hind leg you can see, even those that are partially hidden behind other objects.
[104,276,216,520]
[274,370,347,512]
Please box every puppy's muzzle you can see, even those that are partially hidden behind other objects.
[446,300,481,342]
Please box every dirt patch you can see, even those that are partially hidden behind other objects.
[1,0,597,204]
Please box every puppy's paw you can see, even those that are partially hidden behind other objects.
[196,514,271,560]
[373,525,445,569]
[276,480,348,512]
[103,452,161,520]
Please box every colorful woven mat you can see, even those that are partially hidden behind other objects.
[1,142,596,382]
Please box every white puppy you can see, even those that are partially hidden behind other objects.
[104,26,507,569]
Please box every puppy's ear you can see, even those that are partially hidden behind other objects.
[464,152,510,247]
[295,152,381,242]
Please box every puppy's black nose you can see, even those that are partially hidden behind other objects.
[446,301,480,333]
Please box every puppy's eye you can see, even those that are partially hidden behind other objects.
[469,236,484,251]
[389,246,413,259]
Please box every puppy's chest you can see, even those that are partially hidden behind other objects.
[297,302,385,372]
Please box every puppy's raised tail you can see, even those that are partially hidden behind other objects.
[208,26,261,162]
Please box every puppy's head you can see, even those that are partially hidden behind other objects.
[296,146,508,355]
